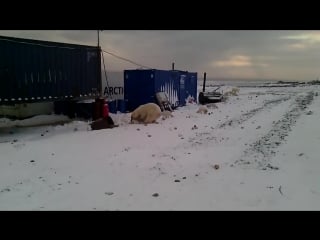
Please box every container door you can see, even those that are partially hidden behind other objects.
[186,73,197,103]
[124,70,155,112]
[179,74,187,106]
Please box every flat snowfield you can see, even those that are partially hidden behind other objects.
[1,85,320,210]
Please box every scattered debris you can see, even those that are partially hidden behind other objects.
[278,186,283,195]
[306,111,313,115]
[266,164,279,170]
[1,188,10,193]
[90,117,118,130]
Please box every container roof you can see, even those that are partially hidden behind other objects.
[0,35,99,50]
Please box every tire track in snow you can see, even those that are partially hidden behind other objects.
[235,91,315,170]
[176,94,293,151]
[218,95,292,129]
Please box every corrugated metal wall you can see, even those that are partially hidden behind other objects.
[0,35,101,103]
[124,69,197,112]
[154,70,180,107]
[124,69,155,111]
[185,72,197,103]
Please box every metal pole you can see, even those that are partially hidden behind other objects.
[203,72,206,92]
[97,30,100,47]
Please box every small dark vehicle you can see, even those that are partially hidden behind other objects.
[198,72,223,105]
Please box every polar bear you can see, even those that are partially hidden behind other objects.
[131,103,162,124]
[224,87,240,96]
[196,105,208,114]
[231,87,240,95]
[161,110,174,120]
[206,103,218,109]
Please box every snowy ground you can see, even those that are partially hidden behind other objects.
[1,85,320,210]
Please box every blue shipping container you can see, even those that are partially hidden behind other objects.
[108,100,117,114]
[124,69,197,112]
[0,35,101,103]
[117,99,126,113]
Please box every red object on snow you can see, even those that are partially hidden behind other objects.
[102,101,109,118]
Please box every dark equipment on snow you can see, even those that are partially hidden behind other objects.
[198,72,223,105]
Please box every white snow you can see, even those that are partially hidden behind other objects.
[0,115,70,128]
[1,84,320,210]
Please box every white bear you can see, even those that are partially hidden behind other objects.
[161,110,174,120]
[206,103,218,109]
[131,103,161,124]
[224,87,240,97]
[231,87,240,95]
[196,106,208,114]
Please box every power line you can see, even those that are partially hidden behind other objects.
[101,50,111,99]
[102,49,153,69]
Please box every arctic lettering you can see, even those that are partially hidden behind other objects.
[104,87,124,96]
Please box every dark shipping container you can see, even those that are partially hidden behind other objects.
[124,69,197,112]
[0,35,101,103]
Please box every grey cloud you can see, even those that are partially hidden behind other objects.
[0,30,319,80]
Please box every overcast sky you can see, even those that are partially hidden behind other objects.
[1,30,320,81]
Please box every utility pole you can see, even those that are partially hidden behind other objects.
[97,30,100,47]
